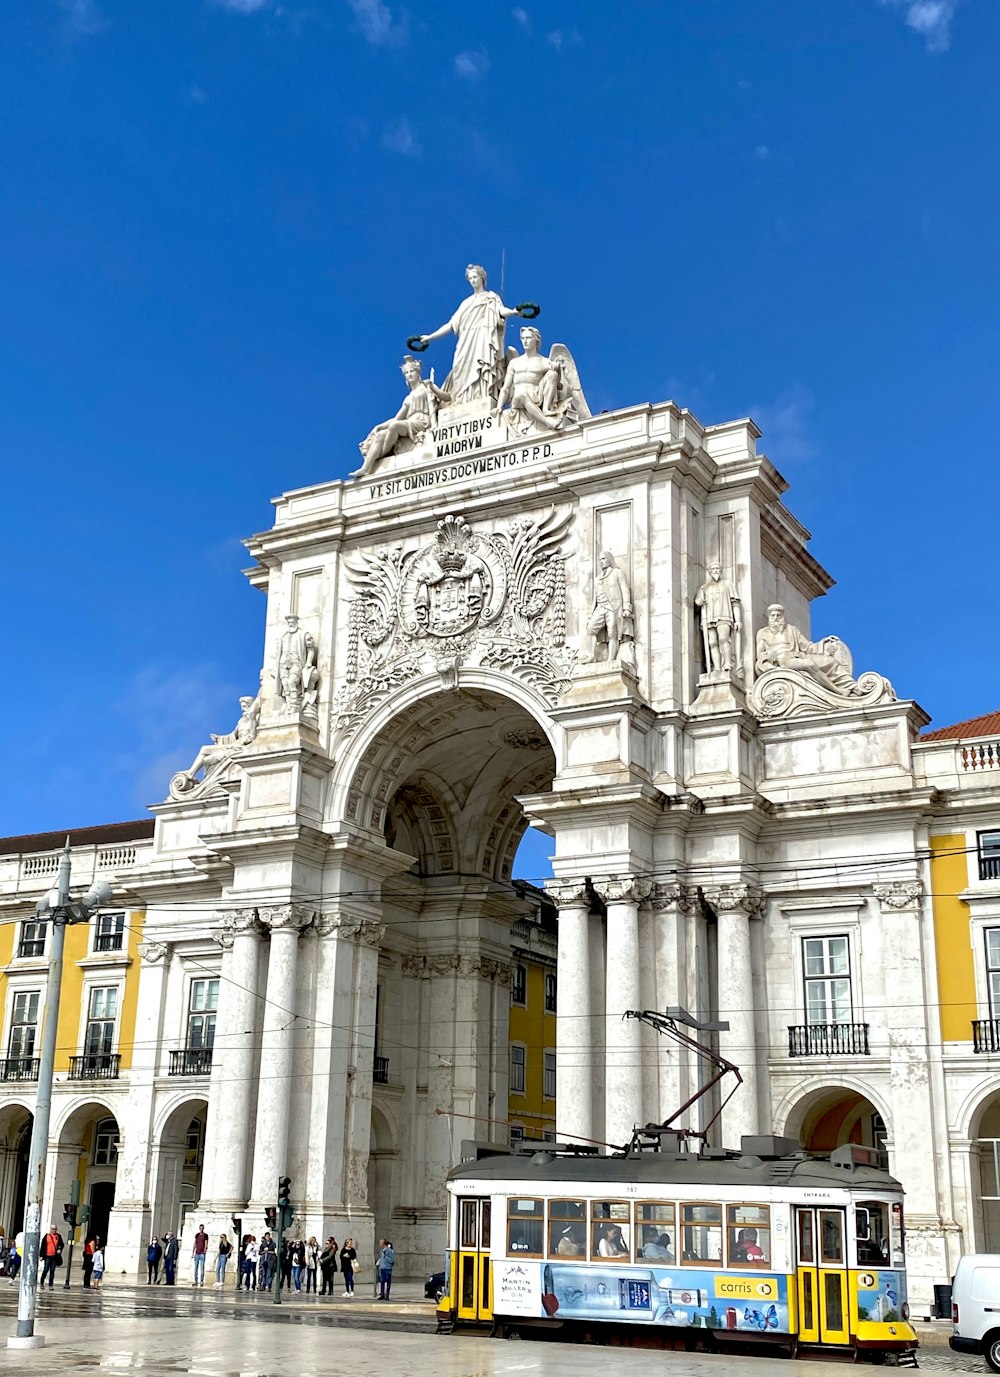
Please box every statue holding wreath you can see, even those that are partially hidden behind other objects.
[412,263,538,407]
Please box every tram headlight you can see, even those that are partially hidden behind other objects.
[901,1301,910,1320]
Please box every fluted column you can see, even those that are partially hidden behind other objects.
[202,909,263,1208]
[650,884,687,1126]
[703,883,763,1148]
[547,879,593,1144]
[595,876,652,1148]
[249,903,312,1207]
[343,917,385,1207]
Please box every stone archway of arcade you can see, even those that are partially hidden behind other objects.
[48,1100,121,1255]
[346,684,557,1276]
[790,1087,890,1162]
[0,1104,32,1240]
[966,1092,1000,1254]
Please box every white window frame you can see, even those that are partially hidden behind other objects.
[16,919,47,961]
[92,911,126,955]
[543,1048,556,1100]
[186,976,219,1051]
[802,934,853,1025]
[510,1042,526,1095]
[79,981,122,1064]
[979,830,1000,883]
[7,989,40,1064]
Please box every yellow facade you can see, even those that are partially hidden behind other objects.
[508,955,557,1142]
[930,834,977,1042]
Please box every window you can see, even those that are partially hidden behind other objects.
[591,1201,631,1261]
[544,972,557,1012]
[187,979,219,1049]
[509,1125,524,1149]
[803,936,852,1024]
[543,1049,556,1099]
[637,1203,675,1260]
[980,831,1000,882]
[8,991,40,1062]
[507,1197,543,1256]
[85,986,118,1059]
[185,1117,204,1168]
[93,1117,119,1166]
[680,1203,722,1264]
[548,1198,586,1258]
[727,1204,771,1266]
[94,912,125,953]
[511,964,527,1006]
[510,1044,525,1095]
[17,921,46,960]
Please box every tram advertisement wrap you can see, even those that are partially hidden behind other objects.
[855,1270,907,1323]
[492,1260,790,1332]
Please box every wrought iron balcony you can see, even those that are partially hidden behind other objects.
[68,1053,121,1080]
[169,1047,214,1076]
[980,855,1000,882]
[0,1057,40,1082]
[973,1018,1000,1053]
[788,1022,870,1057]
[373,1055,389,1084]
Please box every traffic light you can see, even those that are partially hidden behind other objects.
[62,1203,77,1229]
[264,1206,277,1230]
[278,1176,294,1232]
[79,1204,91,1225]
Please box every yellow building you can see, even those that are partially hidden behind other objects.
[507,885,558,1147]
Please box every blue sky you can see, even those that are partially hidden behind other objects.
[2,0,998,873]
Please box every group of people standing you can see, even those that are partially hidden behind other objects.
[0,1226,104,1289]
[235,1233,364,1295]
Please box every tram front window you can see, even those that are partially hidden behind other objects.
[856,1201,891,1265]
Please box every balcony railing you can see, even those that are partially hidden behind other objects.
[373,1055,389,1084]
[0,1057,40,1082]
[68,1053,121,1080]
[94,932,124,953]
[980,855,1000,882]
[788,1022,870,1057]
[169,1047,214,1076]
[973,1019,1000,1053]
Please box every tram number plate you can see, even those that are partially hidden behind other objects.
[619,1279,652,1311]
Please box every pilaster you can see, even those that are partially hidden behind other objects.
[547,879,593,1144]
[702,882,764,1146]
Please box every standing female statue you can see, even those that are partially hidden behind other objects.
[416,264,523,406]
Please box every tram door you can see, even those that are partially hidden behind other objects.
[456,1197,493,1322]
[795,1208,850,1346]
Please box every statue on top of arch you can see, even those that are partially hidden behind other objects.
[354,263,590,476]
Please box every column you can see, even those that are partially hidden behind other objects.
[203,908,263,1209]
[342,917,383,1209]
[703,884,762,1147]
[250,903,311,1207]
[597,876,651,1148]
[650,884,685,1126]
[547,880,593,1144]
[303,914,353,1220]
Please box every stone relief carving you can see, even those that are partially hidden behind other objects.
[168,691,260,801]
[414,263,524,407]
[873,881,922,911]
[701,883,765,917]
[352,355,450,478]
[544,878,590,907]
[275,615,320,727]
[749,604,895,720]
[336,507,575,735]
[582,551,636,674]
[495,326,590,437]
[137,939,169,963]
[695,562,743,678]
[259,903,314,933]
[590,876,653,905]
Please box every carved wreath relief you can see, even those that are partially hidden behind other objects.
[334,508,576,736]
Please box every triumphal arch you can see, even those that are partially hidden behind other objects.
[119,263,947,1290]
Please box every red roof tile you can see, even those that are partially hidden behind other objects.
[0,818,154,858]
[922,711,1000,742]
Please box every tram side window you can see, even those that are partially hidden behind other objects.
[856,1201,890,1265]
[507,1198,544,1256]
[637,1203,675,1260]
[591,1201,631,1260]
[681,1203,722,1264]
[727,1205,770,1266]
[548,1199,586,1258]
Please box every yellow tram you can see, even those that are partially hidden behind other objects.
[439,1135,918,1363]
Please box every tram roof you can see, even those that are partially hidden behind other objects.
[447,1148,903,1193]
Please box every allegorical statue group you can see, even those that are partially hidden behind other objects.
[353,263,590,478]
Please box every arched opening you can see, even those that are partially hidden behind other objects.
[0,1106,32,1237]
[785,1086,888,1163]
[152,1098,209,1241]
[56,1102,119,1248]
[368,1105,396,1246]
[969,1093,1000,1251]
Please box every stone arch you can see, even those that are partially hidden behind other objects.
[368,1103,396,1245]
[54,1099,121,1247]
[53,1095,119,1145]
[776,1080,891,1156]
[151,1095,209,1242]
[958,1079,1000,1141]
[960,1083,1000,1253]
[0,1104,32,1237]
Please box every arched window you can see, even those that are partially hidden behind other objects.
[93,1118,119,1166]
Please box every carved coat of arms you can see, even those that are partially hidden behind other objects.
[335,509,575,735]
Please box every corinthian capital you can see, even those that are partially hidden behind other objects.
[210,927,234,952]
[138,940,169,964]
[220,907,263,937]
[650,882,684,912]
[545,878,590,907]
[702,883,764,917]
[591,875,654,904]
[873,881,922,912]
[259,903,314,933]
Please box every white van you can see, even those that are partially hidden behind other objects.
[951,1255,1000,1369]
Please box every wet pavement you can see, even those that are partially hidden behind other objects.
[0,1282,981,1377]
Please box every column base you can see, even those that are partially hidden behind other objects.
[8,1336,46,1350]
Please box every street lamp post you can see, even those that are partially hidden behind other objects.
[8,842,110,1351]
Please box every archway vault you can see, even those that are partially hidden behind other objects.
[335,678,557,883]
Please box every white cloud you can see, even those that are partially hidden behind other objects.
[546,27,581,51]
[754,144,770,161]
[879,0,958,53]
[382,117,421,157]
[215,0,270,10]
[58,0,106,38]
[454,48,490,81]
[347,0,408,47]
[750,385,818,465]
[511,7,531,32]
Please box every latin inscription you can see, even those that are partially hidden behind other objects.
[367,441,553,501]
